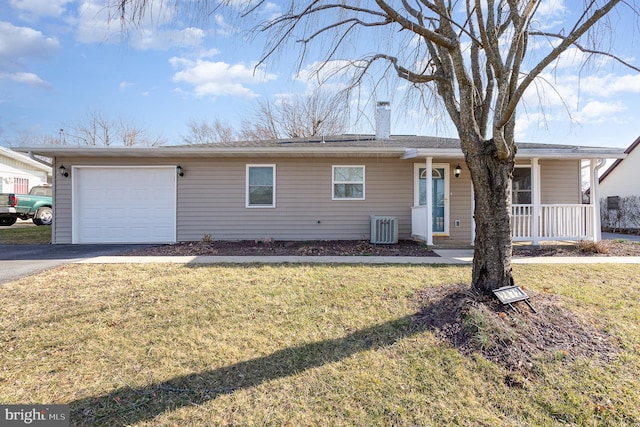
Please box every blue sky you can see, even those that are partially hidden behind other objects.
[1,0,639,149]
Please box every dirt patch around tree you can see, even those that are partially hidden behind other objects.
[416,284,619,383]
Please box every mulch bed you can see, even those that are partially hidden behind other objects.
[415,284,619,380]
[130,239,640,257]
[513,239,640,257]
[130,240,440,257]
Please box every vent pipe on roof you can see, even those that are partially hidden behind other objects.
[375,101,390,140]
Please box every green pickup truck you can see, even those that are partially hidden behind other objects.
[0,185,53,226]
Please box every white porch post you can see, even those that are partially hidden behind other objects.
[591,159,605,242]
[426,157,434,246]
[531,158,540,245]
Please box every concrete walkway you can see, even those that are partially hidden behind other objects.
[76,249,640,265]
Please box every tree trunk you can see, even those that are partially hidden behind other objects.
[466,145,516,295]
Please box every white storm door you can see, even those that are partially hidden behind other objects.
[414,163,450,236]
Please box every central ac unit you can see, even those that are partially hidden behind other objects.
[370,215,398,244]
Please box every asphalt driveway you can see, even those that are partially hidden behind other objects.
[0,244,152,284]
[601,232,640,242]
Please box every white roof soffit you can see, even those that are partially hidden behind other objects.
[404,147,627,160]
[14,144,627,160]
[13,146,405,158]
[516,147,626,159]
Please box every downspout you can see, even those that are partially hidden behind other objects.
[591,158,606,242]
[27,151,53,168]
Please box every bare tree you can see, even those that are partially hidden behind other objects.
[116,0,639,293]
[239,99,281,141]
[12,131,61,146]
[184,92,349,143]
[183,118,237,144]
[67,110,112,146]
[240,91,348,140]
[64,110,165,147]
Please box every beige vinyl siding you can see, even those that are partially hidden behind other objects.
[53,160,72,244]
[51,155,580,244]
[178,157,414,241]
[53,156,416,243]
[445,160,473,242]
[539,159,581,204]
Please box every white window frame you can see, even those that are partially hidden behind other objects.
[332,165,365,200]
[512,165,532,205]
[246,164,276,208]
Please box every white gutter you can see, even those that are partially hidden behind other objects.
[404,148,627,160]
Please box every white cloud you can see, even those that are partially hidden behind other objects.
[119,81,134,91]
[0,22,58,89]
[211,14,238,37]
[516,68,640,139]
[198,48,221,59]
[573,100,625,123]
[9,0,73,20]
[75,0,120,44]
[224,0,261,9]
[0,21,60,59]
[169,56,277,98]
[130,27,205,50]
[536,0,566,19]
[76,0,205,49]
[0,71,50,88]
[581,73,640,97]
[295,60,367,93]
[261,2,282,20]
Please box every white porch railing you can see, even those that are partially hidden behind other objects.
[512,204,595,242]
[412,204,595,244]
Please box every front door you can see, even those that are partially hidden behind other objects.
[414,163,450,236]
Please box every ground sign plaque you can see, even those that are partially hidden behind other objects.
[492,285,537,313]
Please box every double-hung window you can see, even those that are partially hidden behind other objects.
[512,167,531,204]
[246,165,275,207]
[332,165,365,200]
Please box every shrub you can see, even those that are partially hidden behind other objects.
[576,240,609,254]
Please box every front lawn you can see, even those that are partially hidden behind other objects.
[0,223,51,244]
[1,264,639,426]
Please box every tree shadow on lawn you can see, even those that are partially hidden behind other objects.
[69,283,617,426]
[70,313,427,426]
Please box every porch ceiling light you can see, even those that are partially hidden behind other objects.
[176,165,184,177]
[454,164,462,178]
[59,164,69,177]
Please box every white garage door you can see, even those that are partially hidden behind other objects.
[73,166,176,244]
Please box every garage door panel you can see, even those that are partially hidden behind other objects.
[74,167,176,244]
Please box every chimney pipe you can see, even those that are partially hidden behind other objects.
[375,101,390,140]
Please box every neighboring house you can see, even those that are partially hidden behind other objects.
[15,112,625,246]
[599,136,640,230]
[0,146,52,193]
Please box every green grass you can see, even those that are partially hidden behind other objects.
[1,263,639,426]
[0,224,51,244]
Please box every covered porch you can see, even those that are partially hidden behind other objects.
[405,154,609,246]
